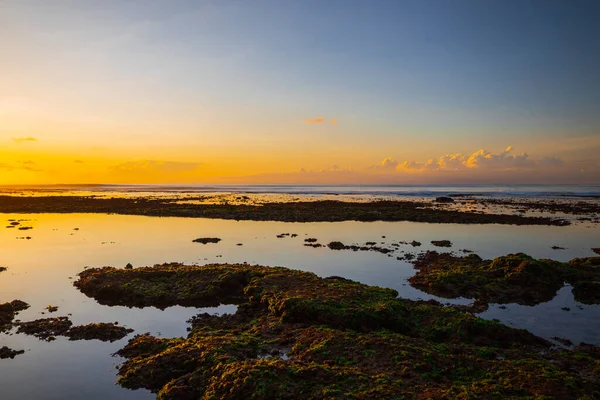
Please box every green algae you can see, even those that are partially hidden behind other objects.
[410,252,600,306]
[16,317,134,342]
[74,262,599,399]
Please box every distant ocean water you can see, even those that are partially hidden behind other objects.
[2,184,600,198]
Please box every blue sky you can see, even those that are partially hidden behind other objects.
[1,0,599,183]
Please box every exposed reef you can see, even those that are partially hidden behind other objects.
[0,196,570,225]
[0,300,30,333]
[0,346,24,359]
[410,252,600,306]
[431,240,452,248]
[16,317,133,342]
[73,262,600,399]
[192,237,221,244]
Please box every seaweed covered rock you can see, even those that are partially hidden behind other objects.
[567,256,600,304]
[0,300,30,333]
[73,262,600,399]
[66,322,134,342]
[410,252,600,306]
[16,317,133,342]
[17,317,73,341]
[0,346,24,359]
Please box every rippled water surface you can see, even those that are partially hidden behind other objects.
[0,213,599,399]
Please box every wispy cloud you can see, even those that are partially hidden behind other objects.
[0,161,42,172]
[11,137,38,143]
[108,160,201,174]
[299,165,353,174]
[305,117,339,124]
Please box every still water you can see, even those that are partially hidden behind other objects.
[0,213,598,399]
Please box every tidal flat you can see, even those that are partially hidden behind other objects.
[0,193,599,399]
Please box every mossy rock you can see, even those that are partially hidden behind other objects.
[410,253,600,306]
[72,262,600,399]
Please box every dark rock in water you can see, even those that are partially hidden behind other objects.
[45,305,58,313]
[0,346,24,359]
[9,221,20,226]
[236,243,243,246]
[592,248,600,255]
[193,237,221,244]
[435,196,455,203]
[16,317,133,342]
[410,240,421,247]
[304,243,322,248]
[17,317,73,341]
[125,263,133,269]
[551,245,566,250]
[0,266,6,273]
[18,226,33,230]
[304,238,318,243]
[327,241,346,250]
[561,307,571,311]
[431,240,452,247]
[67,322,134,342]
[0,300,30,332]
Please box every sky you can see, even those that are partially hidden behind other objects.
[1,0,599,184]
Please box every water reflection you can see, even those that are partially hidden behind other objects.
[0,213,598,399]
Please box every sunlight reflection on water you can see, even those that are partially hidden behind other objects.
[0,213,598,399]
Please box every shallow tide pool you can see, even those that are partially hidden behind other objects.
[1,213,598,399]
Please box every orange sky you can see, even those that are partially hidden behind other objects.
[1,1,599,185]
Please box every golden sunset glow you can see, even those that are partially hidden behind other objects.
[1,1,598,185]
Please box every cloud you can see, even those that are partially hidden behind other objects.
[12,137,38,143]
[0,161,42,172]
[371,157,399,170]
[395,146,536,172]
[464,146,534,169]
[305,117,326,124]
[299,165,353,174]
[305,117,338,124]
[108,160,201,174]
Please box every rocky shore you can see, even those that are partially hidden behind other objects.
[73,262,600,399]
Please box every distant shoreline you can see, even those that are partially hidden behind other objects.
[0,195,575,226]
